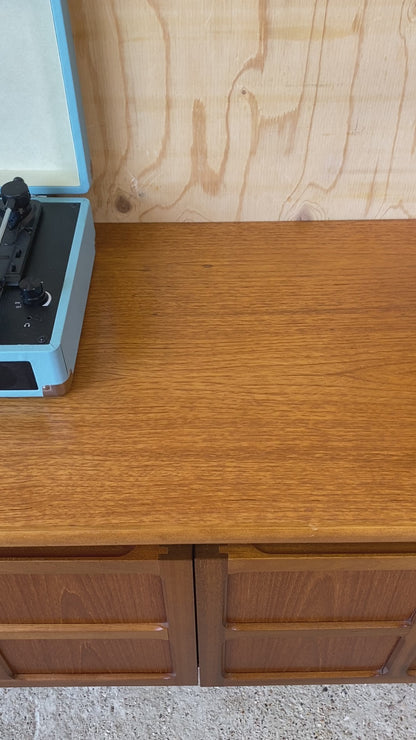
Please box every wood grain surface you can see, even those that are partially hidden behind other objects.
[68,0,416,222]
[0,220,415,546]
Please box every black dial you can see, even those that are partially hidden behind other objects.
[19,277,48,307]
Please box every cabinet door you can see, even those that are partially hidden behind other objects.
[0,545,197,686]
[195,545,416,686]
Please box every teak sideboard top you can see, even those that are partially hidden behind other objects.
[1,221,415,547]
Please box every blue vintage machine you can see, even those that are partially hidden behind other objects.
[0,0,95,396]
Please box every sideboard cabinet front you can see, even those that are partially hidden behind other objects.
[0,545,197,687]
[195,545,416,686]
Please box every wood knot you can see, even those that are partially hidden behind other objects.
[408,1,416,22]
[294,203,325,221]
[115,195,132,214]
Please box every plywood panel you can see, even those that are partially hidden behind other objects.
[68,0,416,223]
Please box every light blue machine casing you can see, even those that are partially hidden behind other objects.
[0,0,95,396]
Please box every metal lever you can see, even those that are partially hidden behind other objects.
[0,206,13,245]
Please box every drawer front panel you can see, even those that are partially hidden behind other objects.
[0,639,172,676]
[225,635,399,675]
[0,573,166,624]
[227,569,416,623]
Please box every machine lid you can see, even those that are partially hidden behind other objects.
[0,0,91,195]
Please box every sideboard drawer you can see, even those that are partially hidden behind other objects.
[195,544,416,686]
[0,545,197,687]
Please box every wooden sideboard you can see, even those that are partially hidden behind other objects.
[0,221,415,687]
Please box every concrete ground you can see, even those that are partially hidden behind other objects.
[0,684,415,739]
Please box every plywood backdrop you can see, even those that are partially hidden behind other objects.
[68,0,416,222]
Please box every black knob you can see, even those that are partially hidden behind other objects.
[19,277,48,307]
[1,177,31,212]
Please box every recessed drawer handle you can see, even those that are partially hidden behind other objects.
[0,623,169,640]
[0,545,169,561]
